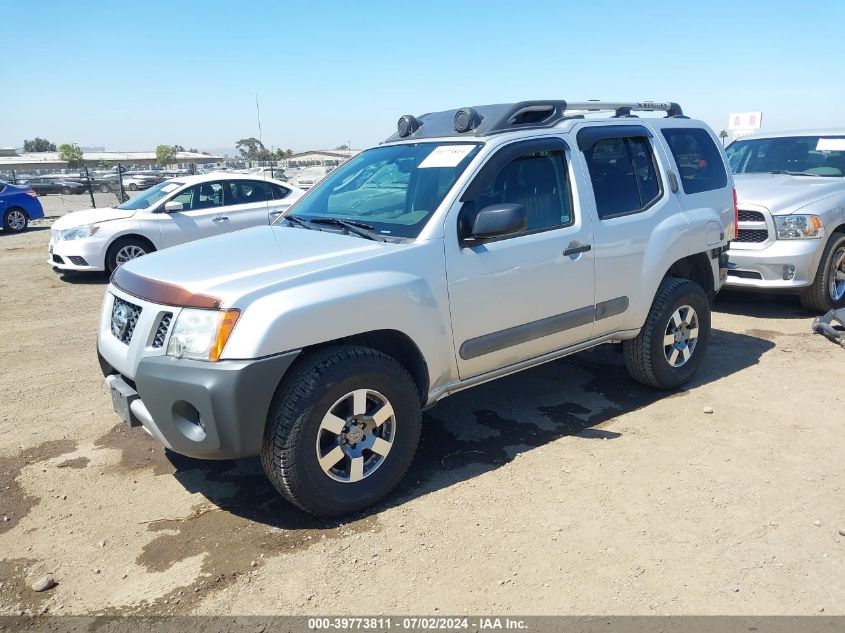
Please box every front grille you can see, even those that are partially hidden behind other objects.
[68,256,88,266]
[111,296,142,344]
[152,313,172,348]
[738,210,765,223]
[736,229,769,243]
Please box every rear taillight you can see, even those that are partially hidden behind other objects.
[26,190,38,198]
[732,188,738,241]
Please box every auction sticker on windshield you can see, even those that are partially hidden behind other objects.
[816,138,845,152]
[419,145,476,168]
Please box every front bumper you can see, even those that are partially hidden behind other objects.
[99,350,300,459]
[725,239,823,292]
[48,235,107,271]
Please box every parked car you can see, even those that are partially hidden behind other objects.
[59,172,114,193]
[0,181,45,232]
[22,177,86,195]
[95,99,734,517]
[725,129,845,311]
[49,174,303,273]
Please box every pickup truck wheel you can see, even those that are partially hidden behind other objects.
[800,232,845,312]
[623,277,711,389]
[261,345,421,517]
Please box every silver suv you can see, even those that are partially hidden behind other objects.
[724,129,845,311]
[97,100,735,516]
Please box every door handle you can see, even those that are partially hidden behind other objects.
[212,216,229,223]
[562,243,592,257]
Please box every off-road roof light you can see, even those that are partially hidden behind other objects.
[454,107,480,133]
[397,115,420,138]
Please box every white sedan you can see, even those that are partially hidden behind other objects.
[48,173,304,273]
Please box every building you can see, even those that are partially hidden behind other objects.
[281,149,360,168]
[0,149,223,174]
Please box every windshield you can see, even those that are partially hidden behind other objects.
[275,142,482,238]
[726,136,845,177]
[116,180,184,209]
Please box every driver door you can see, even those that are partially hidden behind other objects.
[158,181,229,248]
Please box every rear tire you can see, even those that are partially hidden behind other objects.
[261,345,421,517]
[105,236,153,273]
[3,207,28,233]
[100,184,110,193]
[61,187,71,195]
[623,277,711,389]
[128,183,137,191]
[800,232,845,313]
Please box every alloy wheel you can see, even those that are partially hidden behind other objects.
[7,210,26,231]
[315,388,395,483]
[828,246,845,302]
[114,244,146,265]
[663,304,699,368]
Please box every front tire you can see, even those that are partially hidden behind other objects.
[128,183,137,191]
[623,277,711,389]
[800,232,845,313]
[3,207,28,233]
[105,237,153,273]
[261,345,421,517]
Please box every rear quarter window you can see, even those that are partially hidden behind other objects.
[661,128,727,194]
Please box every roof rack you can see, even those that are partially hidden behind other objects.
[384,100,687,142]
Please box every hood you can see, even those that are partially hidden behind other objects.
[119,225,402,306]
[734,173,845,215]
[52,207,136,229]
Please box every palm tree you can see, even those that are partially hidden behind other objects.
[719,130,728,147]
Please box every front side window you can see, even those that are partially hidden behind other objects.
[725,135,845,178]
[277,142,481,238]
[470,149,573,234]
[584,137,662,219]
[171,182,224,210]
[661,128,728,194]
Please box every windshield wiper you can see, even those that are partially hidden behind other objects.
[308,217,387,241]
[770,170,818,177]
[283,214,315,230]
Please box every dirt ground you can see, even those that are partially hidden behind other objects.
[1,215,843,617]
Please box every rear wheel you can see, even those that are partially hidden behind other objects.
[128,183,138,191]
[800,232,845,312]
[106,237,153,273]
[60,187,71,195]
[624,277,711,389]
[3,208,28,233]
[99,183,110,193]
[261,345,421,517]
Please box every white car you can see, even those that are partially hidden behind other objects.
[49,173,304,273]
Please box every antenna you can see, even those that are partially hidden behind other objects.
[255,94,263,147]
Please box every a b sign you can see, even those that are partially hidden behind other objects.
[729,112,763,131]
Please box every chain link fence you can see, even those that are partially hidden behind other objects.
[1,163,196,220]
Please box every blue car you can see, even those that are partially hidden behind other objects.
[0,181,45,233]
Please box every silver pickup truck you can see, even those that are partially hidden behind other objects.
[97,100,735,516]
[725,129,845,311]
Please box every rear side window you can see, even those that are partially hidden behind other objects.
[271,183,291,199]
[661,128,727,194]
[584,137,662,219]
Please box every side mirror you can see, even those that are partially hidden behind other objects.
[460,203,527,244]
[163,200,183,213]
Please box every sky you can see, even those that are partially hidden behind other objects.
[2,0,844,154]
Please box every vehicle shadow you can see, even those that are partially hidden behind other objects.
[57,271,110,284]
[164,328,775,531]
[0,227,50,237]
[715,289,812,320]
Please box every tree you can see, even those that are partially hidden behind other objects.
[24,138,57,152]
[236,137,270,161]
[286,149,293,157]
[335,144,349,150]
[156,144,178,165]
[97,159,112,169]
[173,144,186,152]
[719,130,728,147]
[58,143,83,167]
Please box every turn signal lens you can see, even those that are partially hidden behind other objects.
[210,309,240,362]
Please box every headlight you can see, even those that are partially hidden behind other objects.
[61,224,100,240]
[774,215,824,239]
[166,308,240,362]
